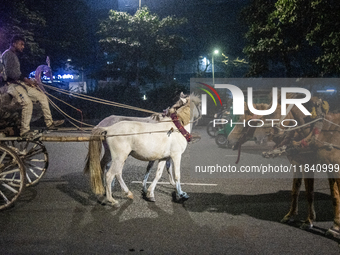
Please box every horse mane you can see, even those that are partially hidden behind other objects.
[190,93,201,105]
[151,92,201,125]
[176,93,200,126]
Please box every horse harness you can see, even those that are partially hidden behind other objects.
[170,112,192,142]
[169,96,201,143]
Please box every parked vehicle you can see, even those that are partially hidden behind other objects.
[206,106,230,137]
[214,107,236,148]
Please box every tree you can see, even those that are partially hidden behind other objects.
[97,7,187,86]
[295,0,340,75]
[0,0,94,74]
[242,0,340,77]
[0,0,47,74]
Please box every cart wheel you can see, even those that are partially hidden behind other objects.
[0,144,25,210]
[6,141,48,187]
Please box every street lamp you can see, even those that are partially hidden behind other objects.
[139,0,141,8]
[212,50,219,85]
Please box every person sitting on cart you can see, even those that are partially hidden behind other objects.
[1,35,64,138]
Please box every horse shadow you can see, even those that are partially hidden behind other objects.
[56,172,334,224]
[55,172,339,242]
[57,173,333,221]
[56,172,97,206]
[55,171,167,205]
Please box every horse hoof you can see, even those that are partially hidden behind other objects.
[326,227,340,237]
[173,192,189,203]
[100,198,120,208]
[180,193,190,200]
[97,196,107,205]
[141,191,155,202]
[146,196,156,202]
[109,201,120,208]
[126,191,134,200]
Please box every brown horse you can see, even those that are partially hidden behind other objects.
[227,98,340,235]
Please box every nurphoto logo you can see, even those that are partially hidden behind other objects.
[201,84,312,116]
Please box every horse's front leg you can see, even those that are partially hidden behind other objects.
[281,171,302,223]
[172,154,189,201]
[145,160,166,202]
[143,159,174,195]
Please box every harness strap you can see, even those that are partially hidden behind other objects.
[170,112,192,142]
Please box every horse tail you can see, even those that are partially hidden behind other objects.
[84,127,105,195]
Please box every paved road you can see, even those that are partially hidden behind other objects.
[1,126,339,254]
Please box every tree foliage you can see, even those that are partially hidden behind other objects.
[242,0,340,77]
[0,0,93,74]
[0,0,47,74]
[97,7,187,85]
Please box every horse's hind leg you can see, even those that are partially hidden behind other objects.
[105,157,126,206]
[116,173,134,200]
[281,171,302,223]
[145,160,167,202]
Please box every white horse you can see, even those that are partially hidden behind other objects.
[93,92,190,195]
[84,94,201,206]
[95,113,176,195]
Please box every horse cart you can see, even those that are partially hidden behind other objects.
[0,80,93,210]
[0,84,200,210]
[0,56,200,209]
[0,134,48,210]
[0,123,94,211]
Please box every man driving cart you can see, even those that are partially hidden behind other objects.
[1,35,64,138]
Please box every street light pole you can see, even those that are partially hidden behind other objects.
[212,55,215,85]
[212,50,219,85]
[139,0,141,8]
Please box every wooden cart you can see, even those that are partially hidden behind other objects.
[0,129,93,210]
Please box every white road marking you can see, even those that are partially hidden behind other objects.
[131,181,217,186]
